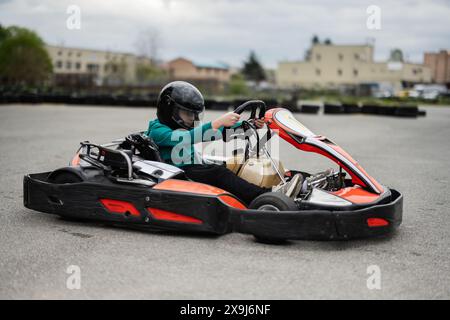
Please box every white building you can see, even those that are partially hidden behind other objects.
[46,45,153,86]
[276,43,431,91]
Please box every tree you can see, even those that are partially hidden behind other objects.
[324,38,332,45]
[135,61,167,84]
[0,25,52,86]
[242,51,266,84]
[135,27,162,64]
[389,49,404,62]
[228,73,249,96]
[0,24,10,42]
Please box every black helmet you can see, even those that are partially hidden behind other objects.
[156,81,205,130]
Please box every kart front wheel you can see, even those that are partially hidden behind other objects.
[249,192,298,244]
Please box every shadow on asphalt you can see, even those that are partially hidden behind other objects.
[34,213,402,251]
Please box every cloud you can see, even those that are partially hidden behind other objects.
[0,0,449,68]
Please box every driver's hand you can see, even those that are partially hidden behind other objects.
[254,118,265,129]
[212,112,240,129]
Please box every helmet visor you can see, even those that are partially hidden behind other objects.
[173,105,204,129]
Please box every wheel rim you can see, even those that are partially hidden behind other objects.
[257,204,280,211]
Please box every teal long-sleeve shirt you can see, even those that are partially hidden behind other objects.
[145,119,241,167]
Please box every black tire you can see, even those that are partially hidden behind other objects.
[49,171,82,184]
[342,103,361,114]
[395,105,418,117]
[361,104,379,115]
[323,103,344,114]
[418,109,427,117]
[299,104,320,114]
[249,192,298,244]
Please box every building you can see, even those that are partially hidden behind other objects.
[424,50,450,86]
[276,43,431,91]
[46,45,153,87]
[166,57,231,91]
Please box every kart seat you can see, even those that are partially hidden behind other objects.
[119,133,164,163]
[102,148,133,170]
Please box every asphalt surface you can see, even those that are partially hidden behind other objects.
[1,103,449,299]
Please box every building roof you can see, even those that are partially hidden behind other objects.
[193,61,229,70]
[169,57,229,70]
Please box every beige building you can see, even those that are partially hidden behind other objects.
[166,57,231,83]
[46,45,152,86]
[424,50,450,85]
[276,44,431,90]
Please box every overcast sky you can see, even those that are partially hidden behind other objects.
[0,0,449,68]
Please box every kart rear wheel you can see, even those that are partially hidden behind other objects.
[249,192,298,244]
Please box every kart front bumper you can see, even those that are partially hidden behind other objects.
[230,189,403,240]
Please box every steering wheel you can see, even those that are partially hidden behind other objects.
[233,100,266,121]
[222,100,268,159]
[222,100,267,135]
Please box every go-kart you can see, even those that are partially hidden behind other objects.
[23,100,402,242]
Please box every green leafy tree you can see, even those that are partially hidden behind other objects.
[242,51,266,83]
[0,24,10,42]
[0,25,52,86]
[389,49,404,62]
[228,73,249,96]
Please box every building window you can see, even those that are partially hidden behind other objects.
[56,61,62,69]
[87,64,99,73]
[315,68,321,76]
[66,61,72,70]
[337,69,343,76]
[338,53,343,61]
[353,69,358,77]
[316,54,321,61]
[77,52,82,57]
[57,51,62,56]
[75,62,81,70]
[68,51,72,57]
[354,53,360,60]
